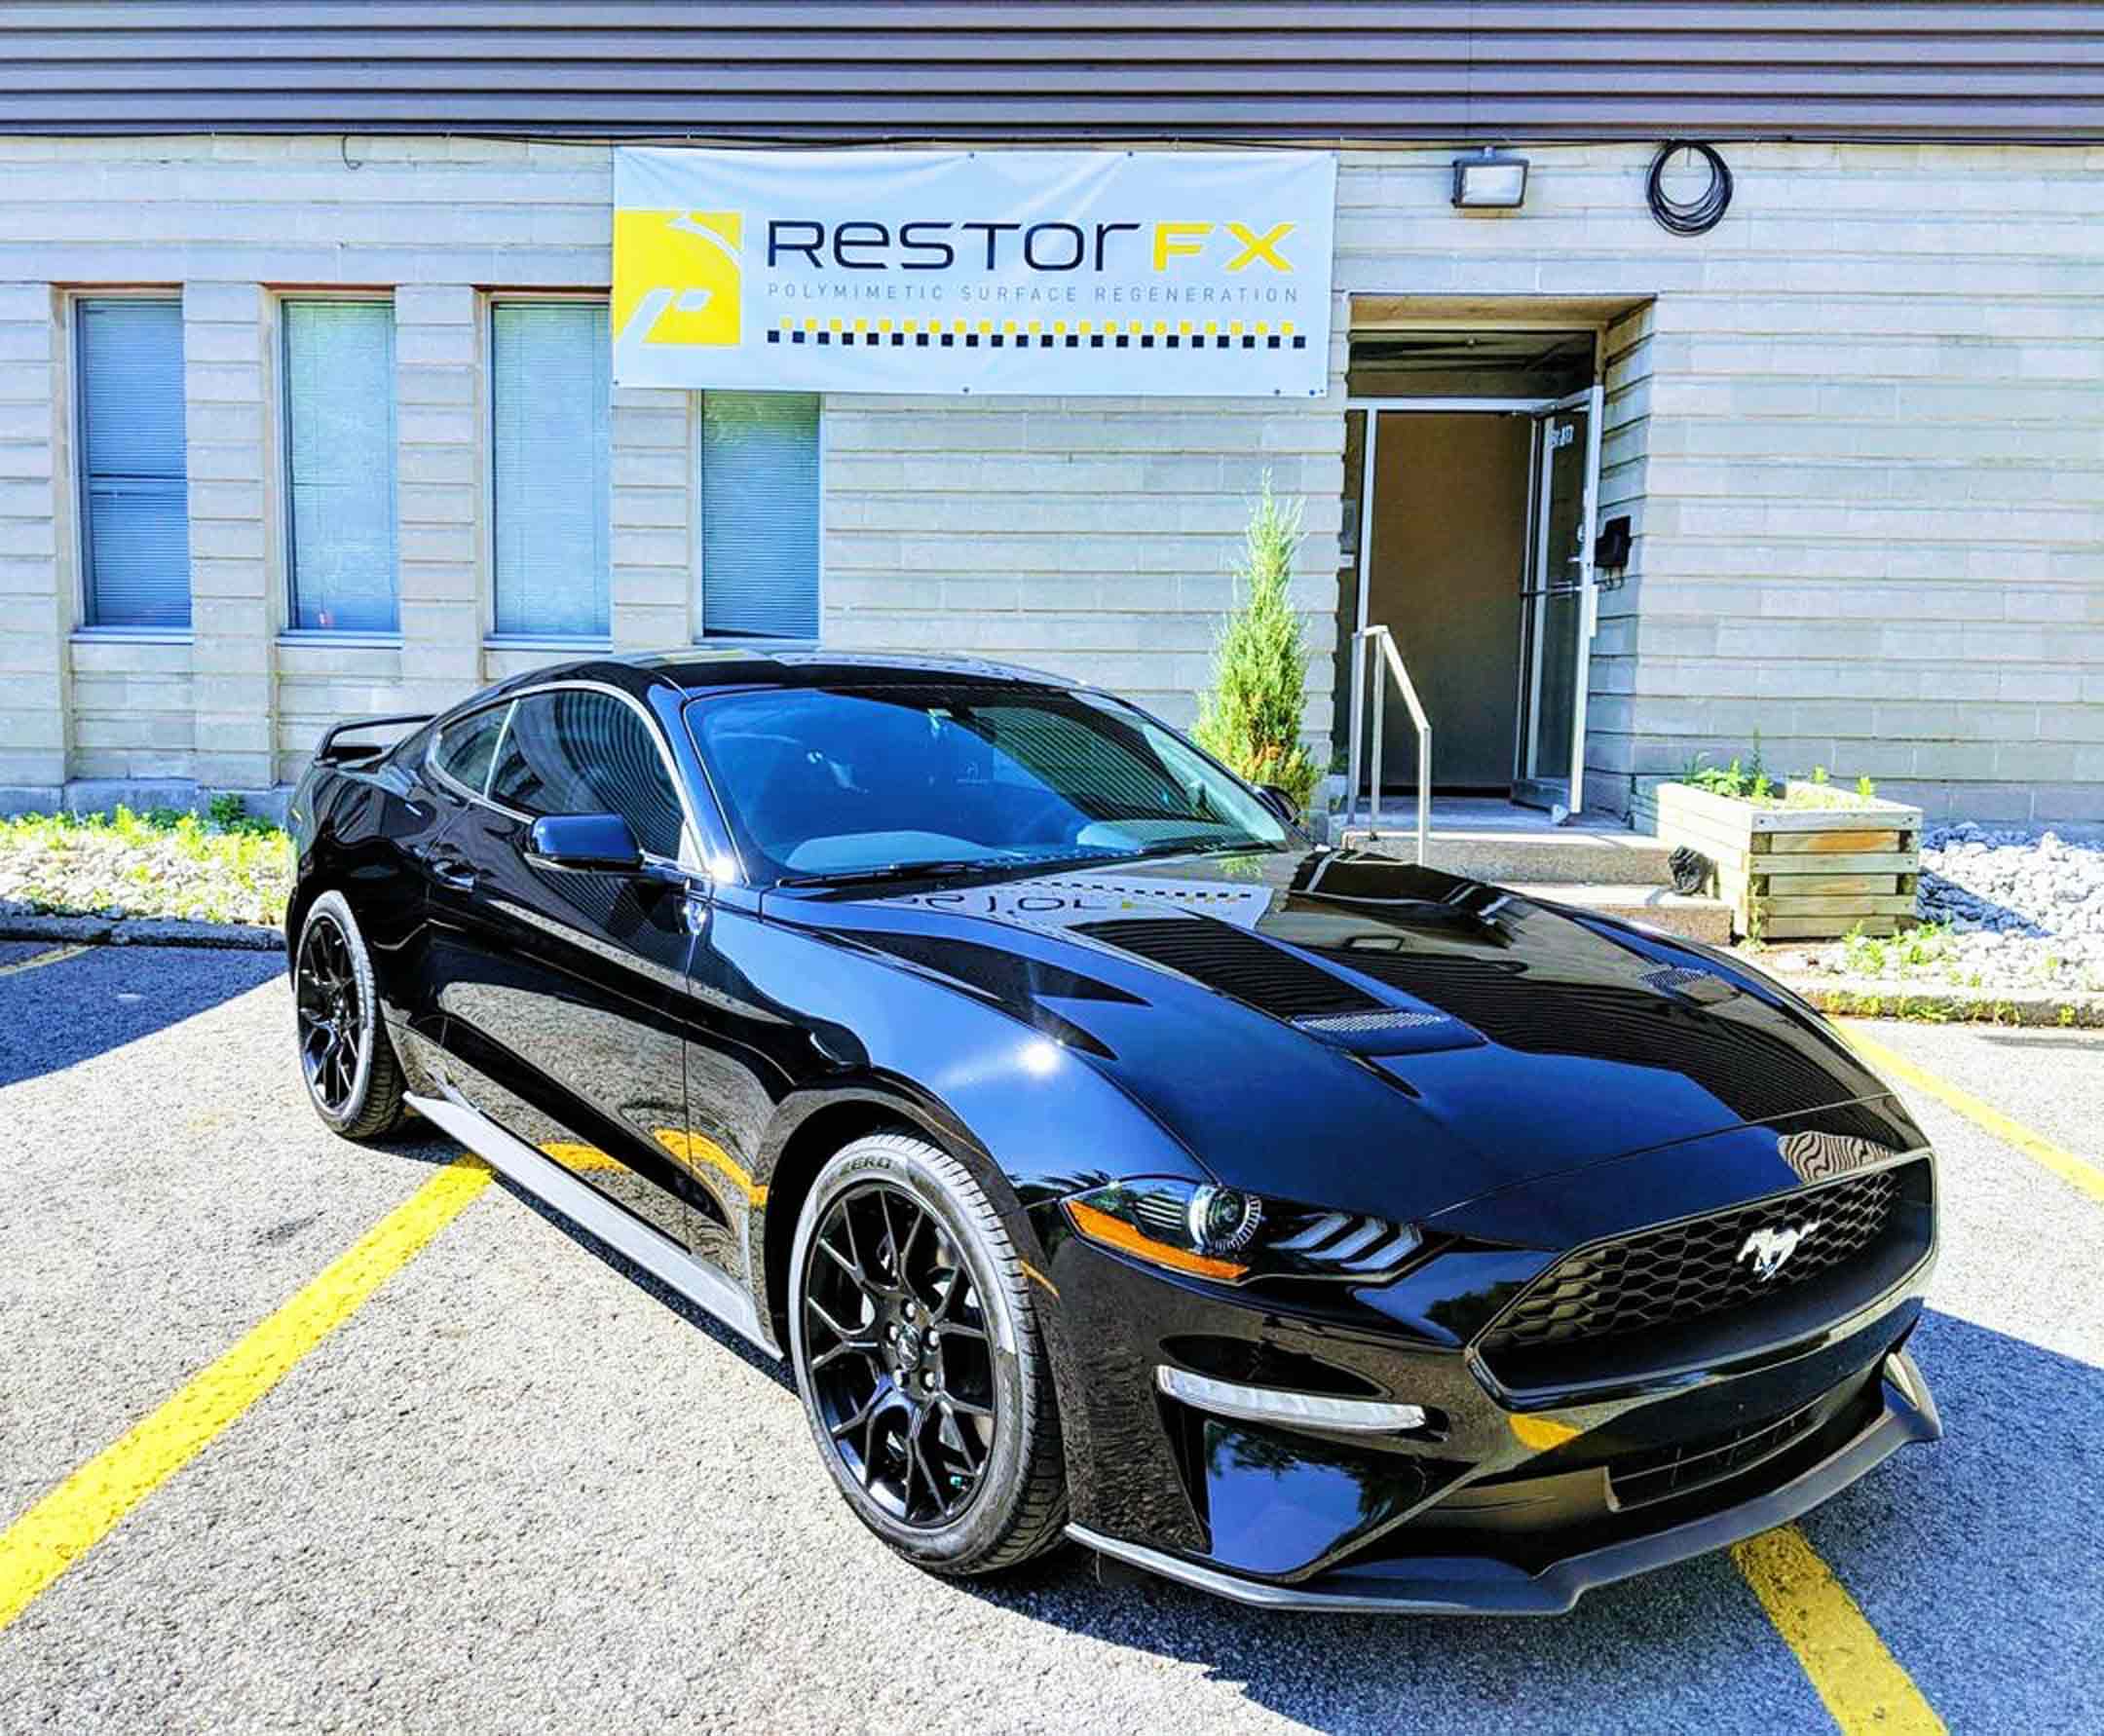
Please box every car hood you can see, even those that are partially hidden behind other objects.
[762,848,1915,1227]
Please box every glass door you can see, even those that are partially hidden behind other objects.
[1514,384,1603,819]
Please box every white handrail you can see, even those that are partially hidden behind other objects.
[1344,624,1431,867]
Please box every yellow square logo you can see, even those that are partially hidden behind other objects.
[613,209,743,349]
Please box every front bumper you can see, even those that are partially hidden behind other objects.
[1037,1147,1939,1613]
[1071,1347,1939,1614]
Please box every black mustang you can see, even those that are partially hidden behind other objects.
[285,650,1939,1612]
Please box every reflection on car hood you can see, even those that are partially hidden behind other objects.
[763,848,1914,1225]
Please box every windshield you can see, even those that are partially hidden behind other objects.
[687,684,1292,883]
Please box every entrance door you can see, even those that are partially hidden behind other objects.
[1361,410,1533,790]
[1514,384,1603,818]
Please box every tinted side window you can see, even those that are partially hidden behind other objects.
[431,703,508,795]
[489,690,686,858]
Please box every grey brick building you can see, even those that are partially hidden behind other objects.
[2,5,2101,825]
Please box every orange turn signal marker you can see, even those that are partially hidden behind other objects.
[1065,1199,1249,1283]
[1509,1413,1583,1452]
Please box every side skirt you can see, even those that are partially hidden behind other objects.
[405,1090,781,1359]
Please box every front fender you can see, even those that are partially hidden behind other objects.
[714,907,1210,1487]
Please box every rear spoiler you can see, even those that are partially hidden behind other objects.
[314,712,435,768]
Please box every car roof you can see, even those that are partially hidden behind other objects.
[477,646,1082,705]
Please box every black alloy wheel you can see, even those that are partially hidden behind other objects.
[296,911,365,1114]
[292,890,406,1140]
[802,1180,999,1528]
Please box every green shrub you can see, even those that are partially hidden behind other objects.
[1192,476,1321,814]
[1680,742,1879,810]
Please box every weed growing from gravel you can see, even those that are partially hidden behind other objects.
[0,802,291,926]
[1837,919,1958,979]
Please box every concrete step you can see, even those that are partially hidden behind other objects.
[1502,883,1734,946]
[1338,826,1677,887]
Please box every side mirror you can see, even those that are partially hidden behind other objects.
[526,812,644,874]
[1256,783,1300,824]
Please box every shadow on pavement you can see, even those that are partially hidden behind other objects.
[0,943,285,1088]
[1795,1308,2104,1731]
[453,1163,795,1392]
[952,1307,2100,1732]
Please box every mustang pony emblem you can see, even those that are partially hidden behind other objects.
[1738,1221,1822,1283]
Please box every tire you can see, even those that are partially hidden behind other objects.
[292,889,408,1141]
[788,1129,1068,1575]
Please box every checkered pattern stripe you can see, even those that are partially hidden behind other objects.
[767,327,1307,351]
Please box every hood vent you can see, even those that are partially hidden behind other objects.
[1293,1008,1450,1037]
[1320,947,1894,1140]
[1070,917,1380,1022]
[1641,962,1737,1004]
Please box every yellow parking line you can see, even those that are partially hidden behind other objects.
[1733,1525,1945,1734]
[0,944,89,977]
[1844,1023,2104,1205]
[0,1155,492,1634]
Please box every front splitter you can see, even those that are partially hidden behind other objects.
[1068,1349,1941,1616]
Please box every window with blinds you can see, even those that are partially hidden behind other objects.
[283,299,397,634]
[491,301,611,639]
[697,392,820,641]
[76,297,191,629]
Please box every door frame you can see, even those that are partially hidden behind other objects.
[1343,389,1601,819]
[1512,383,1606,818]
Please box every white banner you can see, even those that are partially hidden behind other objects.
[613,147,1335,398]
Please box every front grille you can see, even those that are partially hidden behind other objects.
[1607,1397,1822,1508]
[1480,1163,1914,1360]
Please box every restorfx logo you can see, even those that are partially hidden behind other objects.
[614,208,745,350]
[763,217,1296,276]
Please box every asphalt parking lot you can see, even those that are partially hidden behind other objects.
[1,940,2099,1733]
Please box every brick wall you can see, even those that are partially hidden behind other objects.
[0,135,613,797]
[0,282,67,791]
[1334,144,2104,823]
[820,398,1341,736]
[0,135,2099,823]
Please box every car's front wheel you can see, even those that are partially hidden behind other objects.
[788,1130,1068,1574]
[293,889,407,1141]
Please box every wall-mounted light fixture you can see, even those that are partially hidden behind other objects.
[1450,147,1529,210]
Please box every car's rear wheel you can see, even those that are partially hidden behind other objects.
[788,1130,1068,1575]
[293,890,407,1141]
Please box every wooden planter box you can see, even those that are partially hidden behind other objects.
[1655,781,1923,941]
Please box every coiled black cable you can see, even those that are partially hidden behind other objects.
[1646,140,1733,236]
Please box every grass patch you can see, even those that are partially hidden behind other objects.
[0,802,291,927]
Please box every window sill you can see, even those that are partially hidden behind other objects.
[484,635,616,654]
[276,631,404,650]
[71,627,194,646]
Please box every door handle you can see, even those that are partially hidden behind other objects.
[428,853,476,891]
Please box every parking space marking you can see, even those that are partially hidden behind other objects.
[0,1154,492,1635]
[0,944,89,978]
[1733,1525,1946,1734]
[1844,1023,2104,1205]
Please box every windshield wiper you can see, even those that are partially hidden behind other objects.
[777,836,1271,888]
[776,857,1008,888]
[1125,836,1269,862]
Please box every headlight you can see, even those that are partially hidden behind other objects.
[1187,1184,1263,1255]
[1064,1178,1425,1286]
